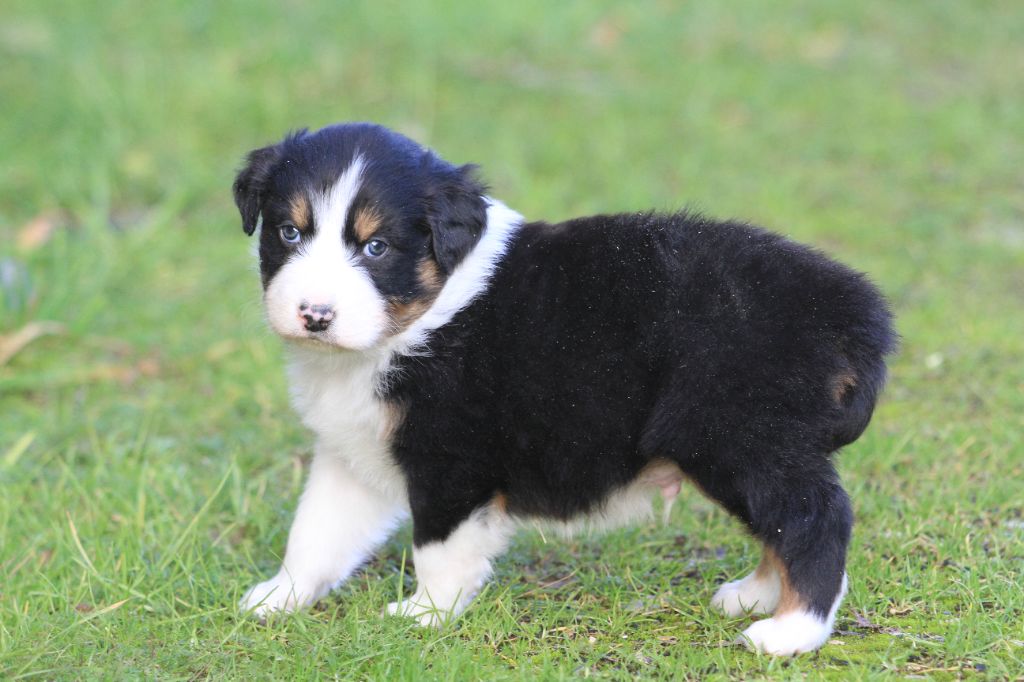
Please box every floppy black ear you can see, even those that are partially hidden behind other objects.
[426,164,488,275]
[233,143,283,235]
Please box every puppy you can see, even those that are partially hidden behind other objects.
[232,122,895,655]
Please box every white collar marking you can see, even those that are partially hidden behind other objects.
[388,198,524,357]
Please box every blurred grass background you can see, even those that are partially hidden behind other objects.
[1,1,1022,679]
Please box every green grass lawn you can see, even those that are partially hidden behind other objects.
[2,1,1022,679]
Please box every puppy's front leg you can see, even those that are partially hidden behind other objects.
[241,447,404,617]
[387,496,513,626]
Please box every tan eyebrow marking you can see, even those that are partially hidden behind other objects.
[289,194,311,229]
[354,205,383,242]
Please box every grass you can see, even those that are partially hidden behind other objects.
[1,0,1022,679]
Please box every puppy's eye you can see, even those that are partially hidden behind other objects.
[279,224,301,245]
[363,239,389,258]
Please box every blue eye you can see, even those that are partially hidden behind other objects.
[280,224,301,245]
[363,239,388,258]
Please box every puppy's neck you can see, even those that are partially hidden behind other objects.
[387,198,524,357]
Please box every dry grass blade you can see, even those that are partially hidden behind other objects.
[0,321,64,366]
[16,211,64,251]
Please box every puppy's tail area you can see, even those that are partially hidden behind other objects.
[828,292,898,452]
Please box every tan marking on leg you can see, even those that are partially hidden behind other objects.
[289,194,311,230]
[766,547,806,615]
[354,206,383,242]
[754,547,777,581]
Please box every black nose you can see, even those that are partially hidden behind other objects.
[299,302,335,332]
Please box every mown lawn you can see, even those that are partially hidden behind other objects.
[1,1,1022,679]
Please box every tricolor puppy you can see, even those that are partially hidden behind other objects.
[233,122,895,656]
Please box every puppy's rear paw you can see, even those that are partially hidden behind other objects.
[738,611,832,656]
[711,574,779,617]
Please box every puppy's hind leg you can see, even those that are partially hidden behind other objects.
[736,472,853,655]
[685,451,852,655]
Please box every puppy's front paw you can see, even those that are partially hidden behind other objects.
[738,611,832,656]
[239,573,309,618]
[711,574,779,617]
[385,597,450,627]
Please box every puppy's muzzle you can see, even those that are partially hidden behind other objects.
[299,302,335,333]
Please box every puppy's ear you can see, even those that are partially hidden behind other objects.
[425,164,488,275]
[233,143,282,236]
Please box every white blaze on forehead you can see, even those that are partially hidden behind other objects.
[312,155,366,243]
[263,155,389,350]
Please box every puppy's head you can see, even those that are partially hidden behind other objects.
[233,123,487,351]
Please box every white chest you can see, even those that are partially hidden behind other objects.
[286,347,407,503]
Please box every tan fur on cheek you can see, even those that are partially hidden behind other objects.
[387,298,435,332]
[417,258,442,293]
[384,256,445,334]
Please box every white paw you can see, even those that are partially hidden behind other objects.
[712,574,780,617]
[738,611,832,656]
[239,573,312,618]
[385,597,451,627]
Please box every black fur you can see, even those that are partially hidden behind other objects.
[237,123,896,624]
[384,213,895,618]
[233,143,284,236]
[422,163,488,275]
